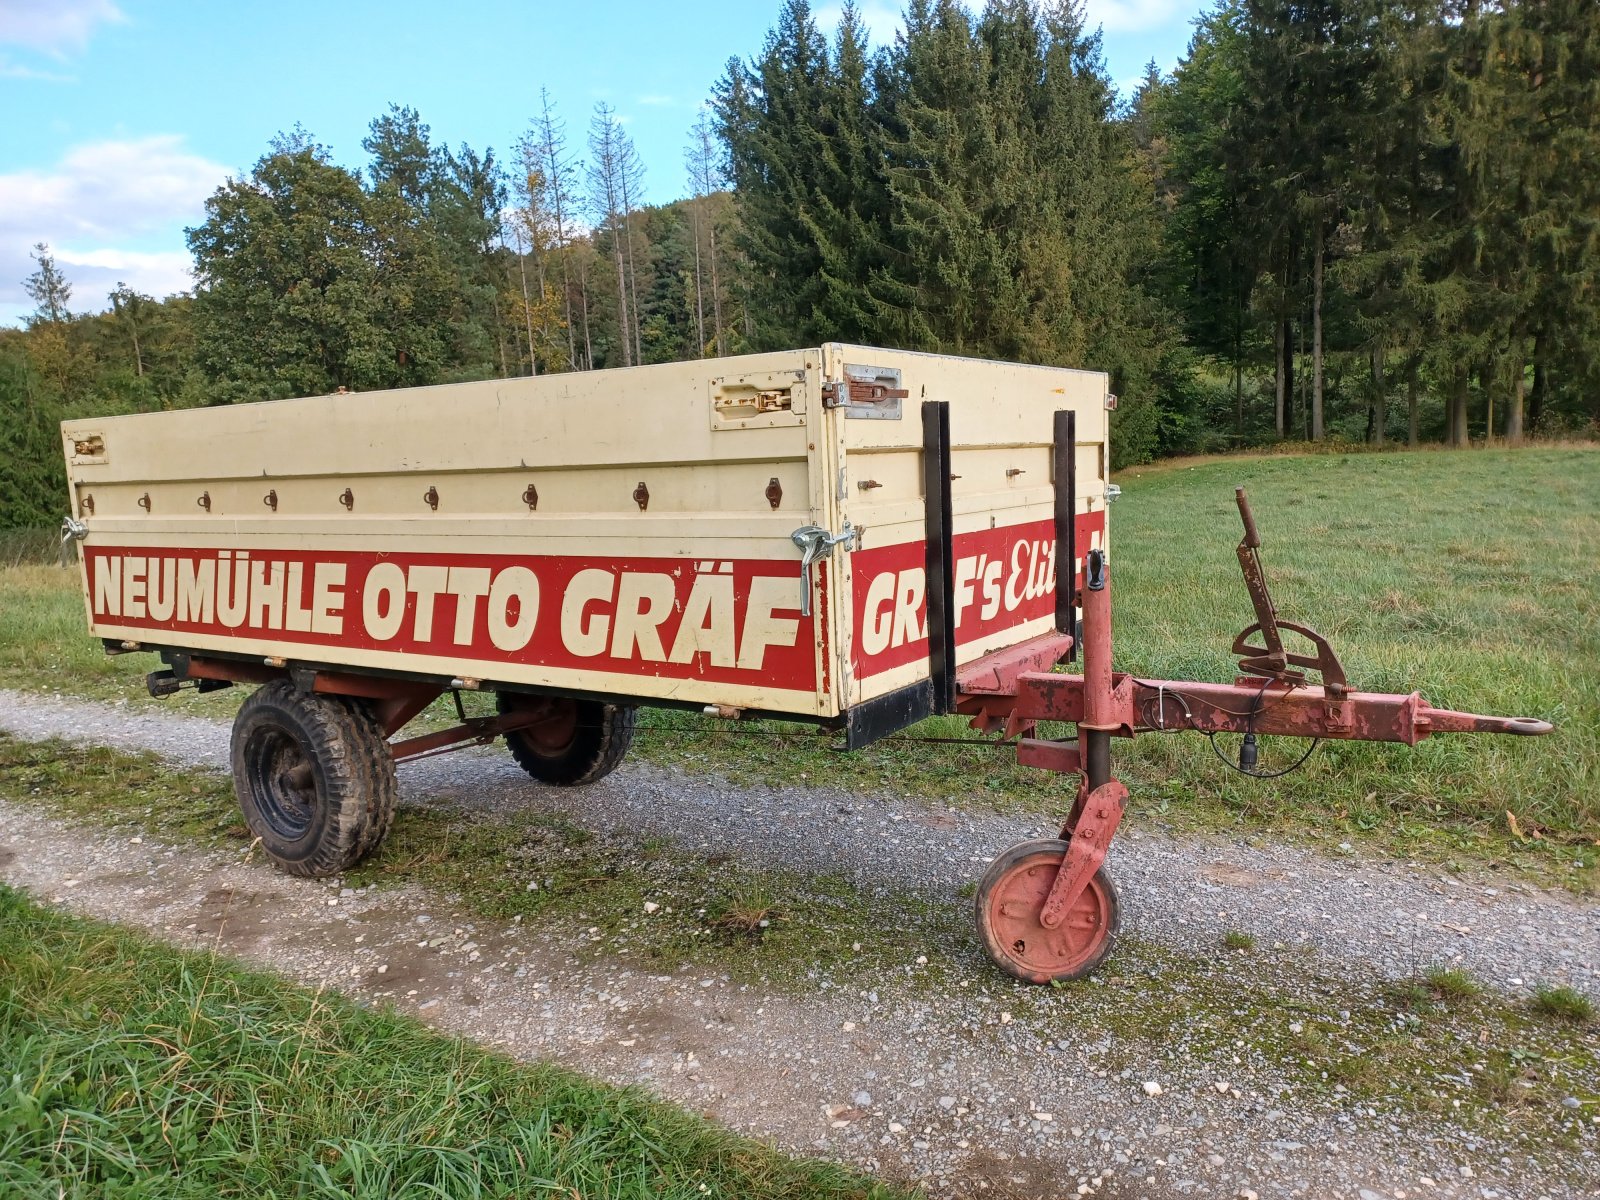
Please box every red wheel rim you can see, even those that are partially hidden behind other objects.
[983,849,1113,981]
[507,698,579,755]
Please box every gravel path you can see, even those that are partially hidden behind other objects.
[1,687,1596,1199]
[2,688,1593,998]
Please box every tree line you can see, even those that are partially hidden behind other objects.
[3,0,1595,529]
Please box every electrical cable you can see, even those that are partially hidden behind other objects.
[1129,674,1320,779]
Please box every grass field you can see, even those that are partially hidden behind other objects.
[0,884,904,1200]
[1,446,1595,886]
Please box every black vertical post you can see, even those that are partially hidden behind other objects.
[922,401,956,714]
[1054,409,1078,660]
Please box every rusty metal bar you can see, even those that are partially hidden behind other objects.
[388,709,547,763]
[1078,548,1114,791]
[1007,672,1551,747]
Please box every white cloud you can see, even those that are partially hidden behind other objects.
[814,1,904,47]
[0,56,75,81]
[53,247,195,303]
[1081,0,1190,36]
[0,135,229,321]
[0,0,124,56]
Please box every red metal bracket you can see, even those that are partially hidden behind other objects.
[1039,779,1127,928]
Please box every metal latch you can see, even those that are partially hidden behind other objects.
[59,515,88,567]
[821,364,909,419]
[790,522,856,618]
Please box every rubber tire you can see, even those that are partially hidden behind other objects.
[339,698,399,862]
[230,680,397,877]
[974,838,1121,984]
[497,693,635,786]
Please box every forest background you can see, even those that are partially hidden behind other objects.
[4,0,1596,529]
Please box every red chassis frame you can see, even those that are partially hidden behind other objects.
[955,490,1552,982]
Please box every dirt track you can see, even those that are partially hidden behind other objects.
[1,688,1596,1199]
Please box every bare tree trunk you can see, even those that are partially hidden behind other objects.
[581,269,594,369]
[1406,354,1419,448]
[690,201,706,355]
[491,293,509,378]
[1480,360,1494,445]
[1448,368,1468,447]
[1506,341,1525,444]
[623,211,643,364]
[1529,332,1546,432]
[539,90,578,371]
[513,226,537,376]
[1233,287,1244,434]
[612,231,630,367]
[1274,318,1288,438]
[708,215,725,355]
[1370,340,1385,446]
[1311,229,1325,441]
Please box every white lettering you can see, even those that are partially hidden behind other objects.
[284,562,313,632]
[146,557,177,622]
[611,572,676,661]
[310,563,345,634]
[217,552,249,629]
[1005,542,1029,611]
[407,564,450,641]
[980,558,1002,619]
[248,559,286,629]
[446,567,492,644]
[953,555,979,628]
[177,558,215,624]
[561,569,615,657]
[669,571,736,666]
[122,556,147,620]
[93,556,122,617]
[363,562,407,641]
[486,566,539,652]
[860,571,897,657]
[738,575,801,671]
[892,568,925,648]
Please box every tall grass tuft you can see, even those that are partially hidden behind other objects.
[0,886,903,1199]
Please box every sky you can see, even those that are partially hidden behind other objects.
[0,0,1205,327]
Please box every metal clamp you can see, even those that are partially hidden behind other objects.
[59,516,88,568]
[790,522,856,618]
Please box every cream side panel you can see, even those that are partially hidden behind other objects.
[63,350,822,492]
[819,344,1110,707]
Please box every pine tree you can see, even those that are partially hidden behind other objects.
[588,103,639,367]
[24,244,72,325]
[714,0,831,348]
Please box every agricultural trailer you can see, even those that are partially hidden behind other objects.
[59,345,1552,982]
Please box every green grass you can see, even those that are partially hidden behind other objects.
[1424,966,1483,1004]
[0,886,905,1200]
[4,446,1597,885]
[1222,930,1256,951]
[1532,985,1596,1026]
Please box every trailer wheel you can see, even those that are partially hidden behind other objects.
[497,693,635,786]
[231,680,398,877]
[974,838,1120,984]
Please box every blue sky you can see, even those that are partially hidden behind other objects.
[0,0,1203,326]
